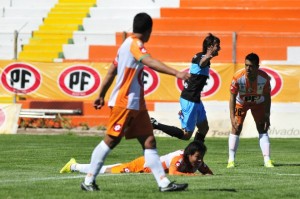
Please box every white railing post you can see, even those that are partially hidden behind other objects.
[232,32,237,64]
[14,30,18,60]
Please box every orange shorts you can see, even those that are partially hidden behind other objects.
[106,106,153,139]
[235,103,266,125]
[110,156,151,173]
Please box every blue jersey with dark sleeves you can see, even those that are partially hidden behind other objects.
[180,52,210,103]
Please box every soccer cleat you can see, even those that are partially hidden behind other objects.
[81,181,100,191]
[150,117,159,128]
[264,160,274,168]
[159,181,188,192]
[227,161,235,168]
[60,158,76,173]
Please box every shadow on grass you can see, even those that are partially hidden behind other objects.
[274,163,300,167]
[207,188,237,192]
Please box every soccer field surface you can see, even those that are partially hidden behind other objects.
[0,134,299,199]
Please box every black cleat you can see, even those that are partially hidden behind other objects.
[81,181,100,191]
[159,181,188,192]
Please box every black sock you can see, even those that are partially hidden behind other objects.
[156,123,184,139]
[194,132,205,142]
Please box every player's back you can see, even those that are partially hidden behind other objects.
[160,150,183,169]
[108,35,148,110]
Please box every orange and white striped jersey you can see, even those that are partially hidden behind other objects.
[160,150,213,175]
[230,69,271,106]
[159,150,184,169]
[108,35,150,110]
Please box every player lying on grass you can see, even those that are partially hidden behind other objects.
[60,141,213,176]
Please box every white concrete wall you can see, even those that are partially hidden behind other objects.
[150,101,300,138]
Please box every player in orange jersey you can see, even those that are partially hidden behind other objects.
[227,53,274,169]
[60,141,213,176]
[80,13,190,192]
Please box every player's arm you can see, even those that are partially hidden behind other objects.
[168,157,197,176]
[230,92,239,132]
[198,162,213,175]
[94,63,117,109]
[263,92,271,131]
[141,56,190,80]
[200,45,215,67]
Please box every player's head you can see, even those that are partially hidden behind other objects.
[133,13,153,42]
[202,33,221,56]
[245,53,260,67]
[245,53,260,80]
[178,141,207,172]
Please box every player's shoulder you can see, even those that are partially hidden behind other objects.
[258,69,270,79]
[191,52,204,63]
[233,68,246,78]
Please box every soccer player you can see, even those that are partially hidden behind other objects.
[151,33,221,142]
[60,141,213,176]
[80,13,190,192]
[227,53,274,168]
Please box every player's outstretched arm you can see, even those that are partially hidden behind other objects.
[141,56,190,80]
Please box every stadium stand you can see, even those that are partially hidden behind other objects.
[0,0,57,59]
[63,0,300,63]
[1,0,300,63]
[18,0,96,62]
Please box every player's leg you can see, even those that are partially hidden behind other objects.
[227,104,247,168]
[179,97,197,140]
[110,157,145,173]
[151,117,184,139]
[134,111,188,191]
[81,107,126,191]
[194,102,209,142]
[251,105,274,167]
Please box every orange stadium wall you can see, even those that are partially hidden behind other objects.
[0,60,299,137]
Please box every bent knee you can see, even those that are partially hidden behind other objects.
[181,131,193,140]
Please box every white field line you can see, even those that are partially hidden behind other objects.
[0,173,149,184]
[0,172,299,184]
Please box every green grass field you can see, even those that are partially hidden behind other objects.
[0,134,299,199]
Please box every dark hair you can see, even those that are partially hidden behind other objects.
[177,141,207,173]
[133,13,153,33]
[245,53,260,67]
[202,33,220,53]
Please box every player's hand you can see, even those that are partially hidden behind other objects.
[206,46,214,58]
[176,71,191,80]
[94,97,105,110]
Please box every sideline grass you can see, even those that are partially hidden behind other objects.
[0,134,299,199]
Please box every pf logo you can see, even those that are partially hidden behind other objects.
[176,68,221,98]
[143,66,159,96]
[58,65,101,97]
[1,63,41,94]
[260,67,283,97]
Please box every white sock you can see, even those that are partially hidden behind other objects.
[259,133,271,163]
[72,163,90,173]
[99,164,121,174]
[228,134,240,162]
[144,149,170,188]
[84,141,111,185]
